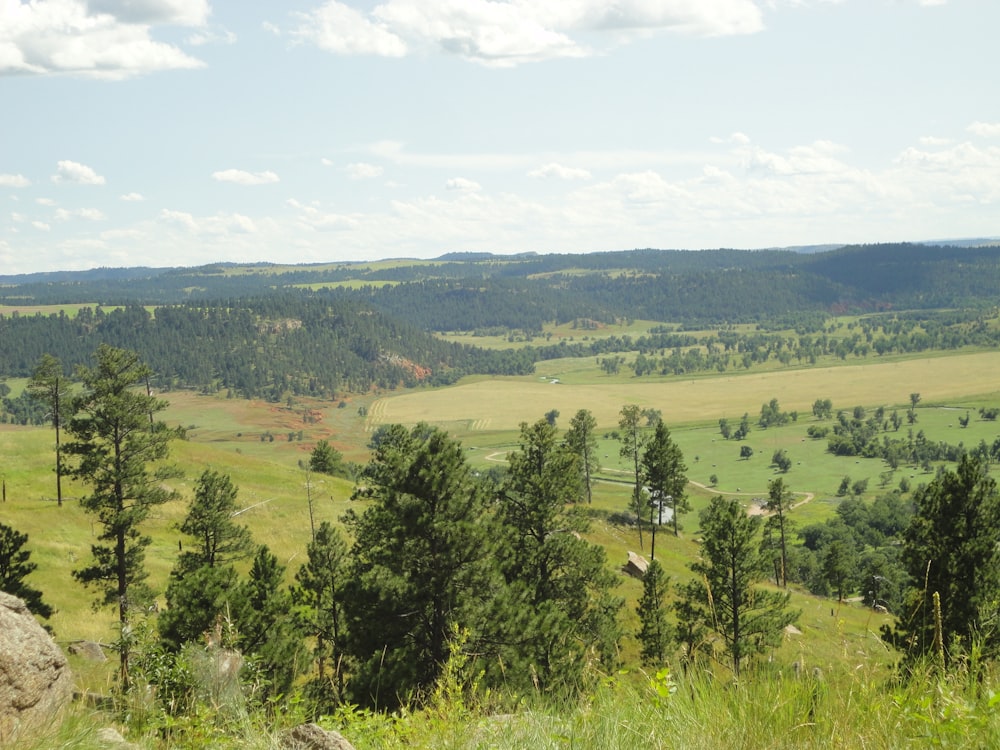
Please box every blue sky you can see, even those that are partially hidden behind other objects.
[2,0,998,274]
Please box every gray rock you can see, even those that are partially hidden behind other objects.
[282,722,356,750]
[68,640,107,662]
[96,726,138,748]
[0,591,74,742]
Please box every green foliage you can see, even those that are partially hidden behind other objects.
[309,439,348,478]
[159,564,242,652]
[888,455,1000,664]
[0,522,53,619]
[641,420,688,539]
[565,408,599,504]
[293,520,351,711]
[759,398,790,428]
[682,496,799,677]
[234,545,305,705]
[343,423,490,709]
[762,478,794,588]
[490,418,622,696]
[26,353,72,505]
[178,470,254,573]
[66,344,180,687]
[619,404,648,547]
[636,559,672,666]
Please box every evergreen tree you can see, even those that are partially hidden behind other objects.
[886,455,1000,663]
[823,539,857,603]
[491,418,622,695]
[342,423,490,709]
[0,522,53,619]
[565,408,600,504]
[176,469,254,573]
[235,545,305,703]
[641,420,688,550]
[637,559,672,666]
[762,477,794,588]
[309,439,347,477]
[26,353,73,506]
[680,496,799,677]
[293,521,351,709]
[66,345,180,688]
[619,404,647,549]
[159,470,253,651]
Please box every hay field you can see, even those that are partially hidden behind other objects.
[369,351,1000,431]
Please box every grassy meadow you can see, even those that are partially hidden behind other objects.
[5,341,1000,747]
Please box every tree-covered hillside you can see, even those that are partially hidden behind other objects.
[0,296,532,400]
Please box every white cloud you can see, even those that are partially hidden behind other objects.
[291,2,407,57]
[0,0,206,79]
[968,121,1000,138]
[288,199,361,231]
[0,173,30,187]
[346,162,384,179]
[289,0,763,67]
[120,192,144,201]
[320,158,335,167]
[31,220,51,231]
[445,177,481,192]
[36,197,57,206]
[186,27,238,46]
[528,163,591,180]
[88,0,210,26]
[211,169,280,185]
[56,207,106,221]
[919,136,952,147]
[52,160,106,185]
[161,208,258,234]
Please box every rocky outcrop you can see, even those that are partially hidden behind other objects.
[0,591,74,742]
[282,722,356,750]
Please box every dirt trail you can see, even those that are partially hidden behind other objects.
[484,452,816,516]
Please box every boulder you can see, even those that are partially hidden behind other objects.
[0,591,74,742]
[282,722,356,750]
[623,551,649,579]
[68,640,107,662]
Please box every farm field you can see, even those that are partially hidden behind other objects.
[367,350,1000,433]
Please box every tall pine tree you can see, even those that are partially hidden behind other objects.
[66,345,180,688]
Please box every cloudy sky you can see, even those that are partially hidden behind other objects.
[1,0,998,274]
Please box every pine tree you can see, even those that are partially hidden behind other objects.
[491,418,622,694]
[641,420,688,552]
[26,353,73,506]
[565,408,599,504]
[619,404,647,549]
[293,521,351,708]
[0,522,53,619]
[235,545,305,702]
[66,345,180,688]
[176,469,254,573]
[342,423,490,708]
[887,455,1000,663]
[762,477,794,587]
[680,496,799,677]
[309,439,348,477]
[159,470,253,650]
[637,559,672,666]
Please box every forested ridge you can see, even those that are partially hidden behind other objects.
[0,295,533,401]
[2,242,1000,404]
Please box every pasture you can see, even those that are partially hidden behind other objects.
[367,350,1000,433]
[4,345,999,671]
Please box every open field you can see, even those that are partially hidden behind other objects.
[4,345,999,688]
[368,350,1000,433]
[0,303,111,317]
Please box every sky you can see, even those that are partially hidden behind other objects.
[1,0,998,275]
